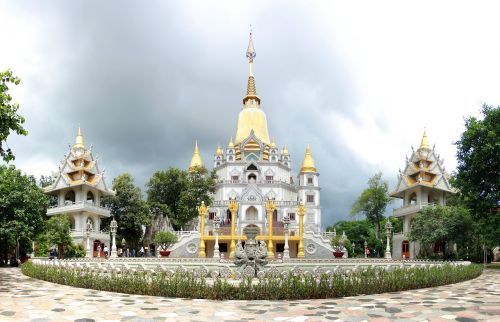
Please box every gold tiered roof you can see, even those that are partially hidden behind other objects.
[300,145,317,173]
[189,141,204,171]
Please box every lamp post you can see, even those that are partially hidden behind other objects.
[228,198,239,258]
[110,217,118,258]
[213,214,220,258]
[121,238,126,257]
[283,214,290,259]
[385,219,393,259]
[297,202,306,258]
[351,242,355,257]
[265,199,276,257]
[364,240,368,258]
[197,201,208,257]
[85,219,93,258]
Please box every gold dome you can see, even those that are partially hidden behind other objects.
[215,144,223,156]
[270,138,276,149]
[419,128,430,150]
[189,140,204,172]
[281,145,289,156]
[300,145,317,173]
[228,137,234,148]
[73,125,85,149]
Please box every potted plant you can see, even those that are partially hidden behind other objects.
[154,231,178,257]
[331,234,350,258]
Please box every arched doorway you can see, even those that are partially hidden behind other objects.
[402,240,410,258]
[93,240,103,257]
[247,173,257,183]
[246,206,258,221]
[87,191,94,204]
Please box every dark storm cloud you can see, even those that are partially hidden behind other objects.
[5,1,390,227]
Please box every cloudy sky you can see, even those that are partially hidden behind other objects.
[1,1,499,228]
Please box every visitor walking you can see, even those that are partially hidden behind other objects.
[139,246,144,257]
[104,245,109,258]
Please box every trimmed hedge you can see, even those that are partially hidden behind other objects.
[21,262,482,300]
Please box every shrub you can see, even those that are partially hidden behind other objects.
[154,231,178,250]
[21,262,483,300]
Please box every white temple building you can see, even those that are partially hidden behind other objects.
[44,127,115,257]
[390,130,456,258]
[178,32,330,259]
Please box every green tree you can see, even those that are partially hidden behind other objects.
[39,175,57,206]
[46,215,72,259]
[454,104,499,249]
[409,205,474,259]
[102,174,150,251]
[0,165,47,263]
[350,172,392,239]
[0,70,28,162]
[146,166,216,231]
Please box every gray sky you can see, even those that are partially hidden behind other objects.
[2,1,500,228]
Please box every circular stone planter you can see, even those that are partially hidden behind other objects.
[159,250,171,257]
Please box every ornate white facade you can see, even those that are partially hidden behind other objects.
[189,32,322,257]
[390,130,456,258]
[44,127,115,256]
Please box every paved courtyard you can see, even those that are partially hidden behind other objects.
[0,267,498,322]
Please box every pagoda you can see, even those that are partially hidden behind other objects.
[185,32,325,259]
[44,126,115,257]
[390,130,455,258]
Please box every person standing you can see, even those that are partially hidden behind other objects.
[104,245,109,258]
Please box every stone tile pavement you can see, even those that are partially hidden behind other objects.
[0,267,499,322]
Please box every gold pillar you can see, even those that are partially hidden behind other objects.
[197,201,208,257]
[297,202,306,258]
[228,199,239,258]
[265,199,276,257]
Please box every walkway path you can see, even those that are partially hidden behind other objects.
[0,267,499,322]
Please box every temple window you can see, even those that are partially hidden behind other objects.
[265,175,273,182]
[307,177,313,185]
[306,194,315,203]
[86,191,94,204]
[231,175,239,182]
[288,213,296,220]
[208,212,216,220]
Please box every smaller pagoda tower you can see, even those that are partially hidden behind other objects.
[390,130,455,259]
[44,126,115,257]
[297,145,321,232]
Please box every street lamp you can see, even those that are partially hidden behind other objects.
[351,242,355,257]
[213,214,220,258]
[384,219,393,259]
[85,219,93,258]
[283,214,290,259]
[110,217,118,258]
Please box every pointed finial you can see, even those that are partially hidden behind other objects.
[270,137,276,149]
[246,28,256,64]
[73,125,85,149]
[189,140,204,172]
[228,137,235,148]
[420,128,430,149]
[301,144,317,173]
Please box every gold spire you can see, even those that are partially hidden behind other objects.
[419,128,430,149]
[215,144,223,156]
[73,125,85,149]
[270,138,276,149]
[300,145,317,173]
[281,145,289,156]
[234,31,270,145]
[243,30,260,104]
[228,137,235,148]
[189,140,204,172]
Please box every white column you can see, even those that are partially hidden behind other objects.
[283,230,290,259]
[86,235,91,258]
[111,231,117,258]
[213,230,220,258]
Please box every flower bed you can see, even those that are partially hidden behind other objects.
[21,261,482,300]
